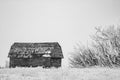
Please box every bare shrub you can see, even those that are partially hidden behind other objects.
[69,25,120,68]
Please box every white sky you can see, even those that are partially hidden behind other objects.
[0,0,120,67]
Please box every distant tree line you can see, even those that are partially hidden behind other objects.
[69,25,120,68]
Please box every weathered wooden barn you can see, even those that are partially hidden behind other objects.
[8,42,63,68]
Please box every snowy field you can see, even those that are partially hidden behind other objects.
[0,67,120,80]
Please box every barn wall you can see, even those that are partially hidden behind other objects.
[9,57,62,68]
[29,57,43,67]
[42,57,51,68]
[9,58,30,67]
[9,57,43,67]
[9,58,14,67]
[51,58,61,67]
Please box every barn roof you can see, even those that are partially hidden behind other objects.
[8,42,63,58]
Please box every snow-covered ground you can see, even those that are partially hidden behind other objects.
[0,67,120,80]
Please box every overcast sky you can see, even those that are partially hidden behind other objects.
[0,0,120,67]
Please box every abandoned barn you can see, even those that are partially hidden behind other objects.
[8,42,63,68]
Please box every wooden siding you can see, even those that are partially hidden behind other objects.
[9,57,62,68]
[51,58,61,67]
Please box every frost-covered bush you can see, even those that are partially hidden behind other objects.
[69,25,120,68]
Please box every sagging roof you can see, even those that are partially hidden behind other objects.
[8,42,63,58]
